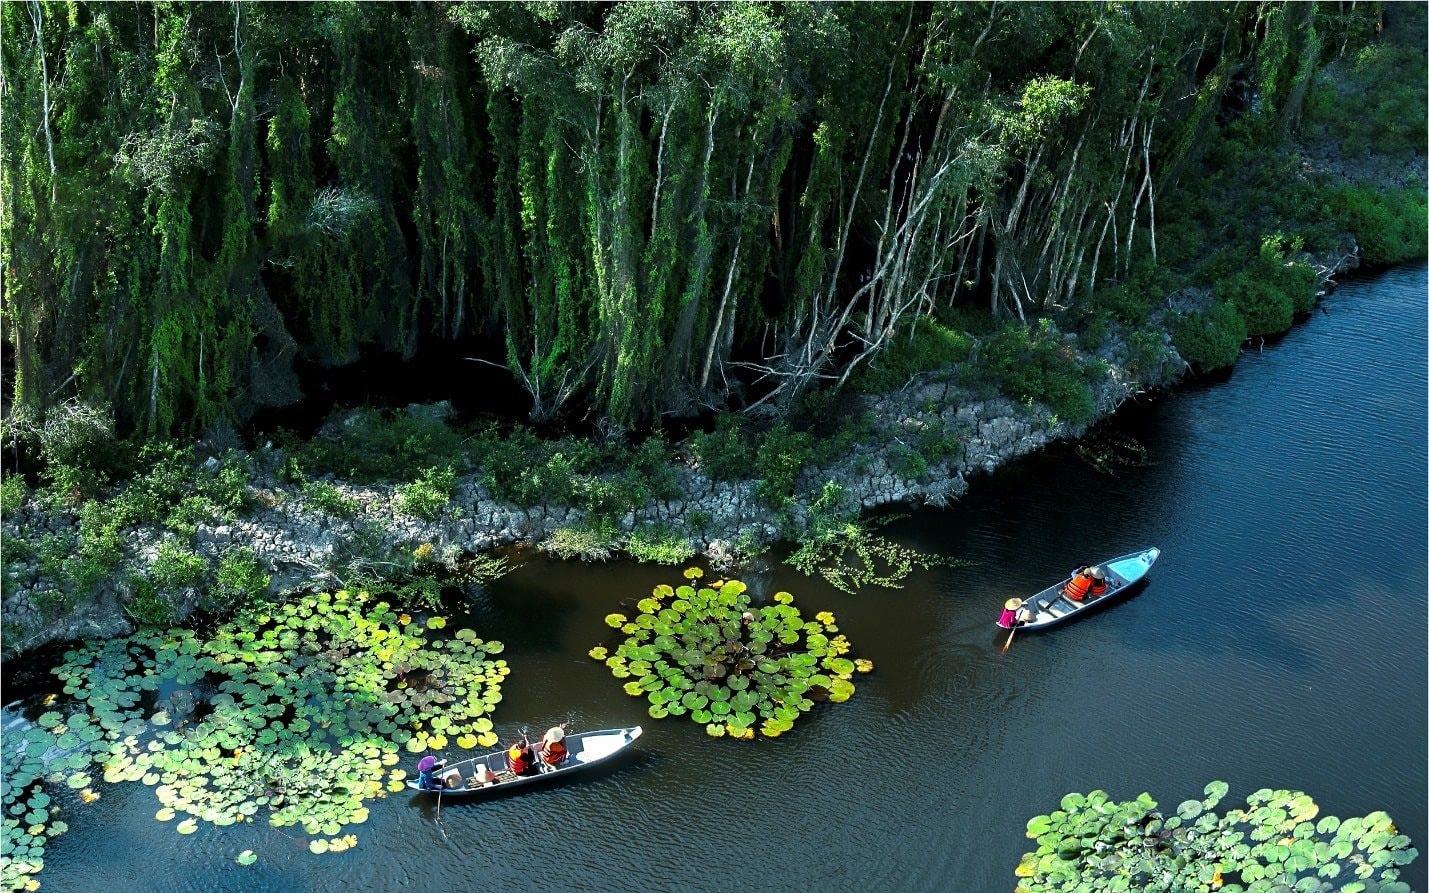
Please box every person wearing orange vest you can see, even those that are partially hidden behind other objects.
[507,738,536,776]
[539,726,568,767]
[1088,566,1108,597]
[1064,566,1094,601]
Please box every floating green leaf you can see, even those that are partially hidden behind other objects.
[591,569,865,739]
[1014,782,1417,892]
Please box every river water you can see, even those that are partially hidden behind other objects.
[22,263,1427,891]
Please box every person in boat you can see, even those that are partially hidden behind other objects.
[1064,566,1095,601]
[507,737,537,776]
[1087,566,1108,597]
[539,726,569,767]
[997,598,1023,629]
[416,755,441,791]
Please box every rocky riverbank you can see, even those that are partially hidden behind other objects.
[0,248,1360,661]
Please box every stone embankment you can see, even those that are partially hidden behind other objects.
[0,249,1358,660]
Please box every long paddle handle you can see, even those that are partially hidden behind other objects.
[1001,621,1018,654]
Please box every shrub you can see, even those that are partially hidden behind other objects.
[888,444,929,481]
[1216,270,1293,337]
[1329,185,1429,266]
[124,576,176,628]
[851,317,972,393]
[1125,329,1168,379]
[689,414,754,482]
[630,436,681,502]
[1173,300,1247,372]
[299,408,467,482]
[211,548,270,611]
[67,500,125,592]
[36,400,121,499]
[542,523,620,562]
[150,539,207,592]
[626,525,696,565]
[303,480,361,517]
[1,474,28,513]
[474,425,546,504]
[980,323,1097,425]
[397,465,456,520]
[754,425,812,509]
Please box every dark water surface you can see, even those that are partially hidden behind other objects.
[25,264,1428,891]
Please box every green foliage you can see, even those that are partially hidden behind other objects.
[211,548,270,611]
[303,480,361,517]
[689,415,755,483]
[852,318,972,393]
[1329,185,1429,266]
[888,445,929,482]
[299,410,467,483]
[541,523,621,562]
[1173,300,1247,372]
[149,539,206,592]
[1214,241,1318,338]
[34,402,122,500]
[593,571,868,738]
[1015,781,1417,892]
[787,481,948,594]
[1,474,28,513]
[1304,24,1428,160]
[626,525,696,566]
[754,425,812,509]
[40,589,508,877]
[396,466,456,520]
[980,323,1097,425]
[124,577,176,628]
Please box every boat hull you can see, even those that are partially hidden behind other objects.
[1002,548,1160,632]
[407,726,643,799]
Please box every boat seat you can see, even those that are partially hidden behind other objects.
[576,733,628,764]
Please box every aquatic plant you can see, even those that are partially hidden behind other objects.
[5,590,506,881]
[1015,781,1418,893]
[1,718,80,892]
[593,569,869,739]
[787,482,950,594]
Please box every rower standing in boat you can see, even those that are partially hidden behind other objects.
[416,756,441,791]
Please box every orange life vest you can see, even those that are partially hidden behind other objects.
[1065,573,1092,601]
[1089,578,1108,596]
[540,741,567,766]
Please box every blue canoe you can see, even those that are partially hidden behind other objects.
[1006,548,1161,631]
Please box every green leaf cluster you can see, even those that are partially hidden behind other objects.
[1015,782,1417,893]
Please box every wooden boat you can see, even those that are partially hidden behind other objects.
[1006,548,1160,631]
[407,726,643,798]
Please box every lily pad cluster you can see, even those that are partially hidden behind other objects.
[1015,781,1418,893]
[591,568,870,739]
[12,590,504,875]
[2,712,86,893]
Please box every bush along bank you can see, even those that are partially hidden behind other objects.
[0,240,1364,661]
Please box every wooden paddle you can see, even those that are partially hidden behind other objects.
[1001,620,1019,654]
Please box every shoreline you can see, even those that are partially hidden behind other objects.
[0,248,1367,662]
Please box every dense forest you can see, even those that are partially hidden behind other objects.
[0,1,1410,437]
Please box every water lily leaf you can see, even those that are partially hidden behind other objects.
[177,819,198,835]
[236,850,257,866]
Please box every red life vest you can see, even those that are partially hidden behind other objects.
[508,745,531,774]
[1065,574,1092,601]
[540,741,567,766]
[1089,578,1108,596]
